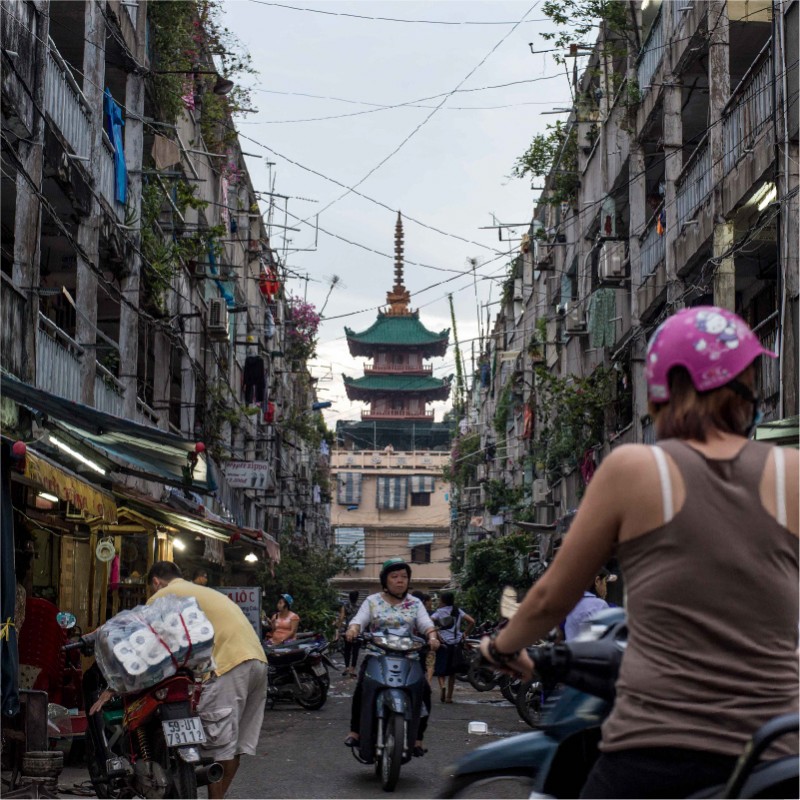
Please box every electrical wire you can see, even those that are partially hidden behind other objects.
[247,0,549,26]
[299,2,542,224]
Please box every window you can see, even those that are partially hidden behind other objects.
[410,543,431,563]
[410,492,430,506]
[408,532,433,563]
[335,528,365,569]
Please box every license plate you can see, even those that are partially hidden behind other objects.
[311,663,326,677]
[162,717,206,747]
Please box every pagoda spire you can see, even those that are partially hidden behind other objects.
[386,211,412,315]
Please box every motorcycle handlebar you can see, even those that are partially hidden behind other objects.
[63,631,97,654]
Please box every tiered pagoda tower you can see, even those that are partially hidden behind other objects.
[340,214,452,449]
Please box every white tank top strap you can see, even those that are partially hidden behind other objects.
[773,447,787,527]
[651,445,675,524]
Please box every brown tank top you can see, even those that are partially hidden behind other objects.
[601,439,799,757]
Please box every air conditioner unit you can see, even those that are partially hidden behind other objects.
[565,306,587,334]
[532,478,550,504]
[476,464,487,481]
[599,241,626,280]
[208,299,230,340]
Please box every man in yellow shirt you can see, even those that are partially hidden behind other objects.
[148,561,267,800]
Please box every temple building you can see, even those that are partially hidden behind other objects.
[337,213,453,451]
[331,214,453,594]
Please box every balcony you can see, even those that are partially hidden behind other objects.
[637,8,664,93]
[1,275,26,379]
[722,46,773,173]
[36,314,83,403]
[676,136,711,227]
[640,207,666,279]
[44,38,92,158]
[98,135,126,221]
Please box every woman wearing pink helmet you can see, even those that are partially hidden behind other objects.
[480,306,798,798]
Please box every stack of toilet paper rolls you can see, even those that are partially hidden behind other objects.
[95,595,215,693]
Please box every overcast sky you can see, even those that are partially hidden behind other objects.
[224,0,573,426]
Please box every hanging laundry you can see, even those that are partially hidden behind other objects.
[264,307,275,340]
[319,440,330,458]
[588,288,617,348]
[263,401,276,424]
[151,134,180,170]
[242,355,266,404]
[480,363,491,388]
[312,484,321,504]
[181,78,195,111]
[656,208,666,236]
[103,89,127,205]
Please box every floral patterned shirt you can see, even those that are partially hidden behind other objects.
[349,593,434,657]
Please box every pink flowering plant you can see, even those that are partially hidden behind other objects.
[284,298,321,363]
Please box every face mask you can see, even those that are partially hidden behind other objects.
[728,379,762,438]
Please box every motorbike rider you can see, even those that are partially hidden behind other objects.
[563,567,615,641]
[343,558,440,756]
[479,306,798,798]
[268,594,300,645]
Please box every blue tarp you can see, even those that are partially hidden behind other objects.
[103,88,127,205]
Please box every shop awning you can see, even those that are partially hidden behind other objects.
[25,449,117,523]
[115,491,280,563]
[755,416,799,448]
[1,373,214,493]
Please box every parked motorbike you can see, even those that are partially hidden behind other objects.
[64,631,222,799]
[349,627,428,792]
[440,608,799,798]
[263,633,334,710]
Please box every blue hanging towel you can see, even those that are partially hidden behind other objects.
[103,88,127,205]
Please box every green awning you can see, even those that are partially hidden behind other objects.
[1,372,215,493]
[755,416,799,448]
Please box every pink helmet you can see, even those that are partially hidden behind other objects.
[646,306,776,403]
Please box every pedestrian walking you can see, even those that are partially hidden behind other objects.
[335,589,361,677]
[431,592,474,703]
[563,567,615,641]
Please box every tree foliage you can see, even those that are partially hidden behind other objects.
[459,532,535,623]
[513,122,579,206]
[259,533,356,635]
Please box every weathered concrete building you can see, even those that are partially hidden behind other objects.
[452,0,798,566]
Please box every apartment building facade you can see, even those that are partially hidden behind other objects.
[1,0,327,633]
[452,0,798,566]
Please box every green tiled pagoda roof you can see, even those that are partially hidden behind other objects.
[344,373,452,402]
[344,374,450,392]
[345,313,449,356]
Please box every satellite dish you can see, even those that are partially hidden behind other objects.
[95,537,116,562]
[500,586,520,620]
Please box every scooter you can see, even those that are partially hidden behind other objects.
[65,631,222,799]
[263,633,334,710]
[440,609,799,799]
[350,627,428,792]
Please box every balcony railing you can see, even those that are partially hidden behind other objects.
[676,136,711,226]
[36,314,83,403]
[637,8,664,92]
[98,135,126,221]
[363,363,433,375]
[361,409,435,421]
[723,47,773,173]
[756,316,780,400]
[45,38,92,157]
[94,363,125,417]
[331,449,449,471]
[640,207,666,278]
[1,275,26,379]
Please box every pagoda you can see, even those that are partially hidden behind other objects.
[340,214,452,449]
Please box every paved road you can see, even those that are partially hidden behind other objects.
[231,669,530,799]
[51,666,532,799]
